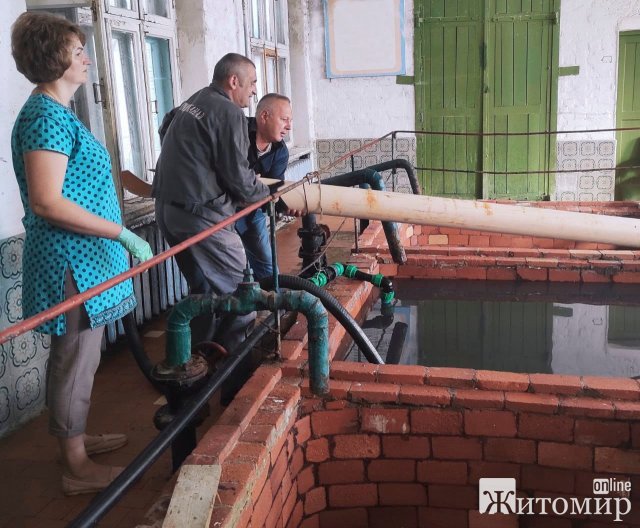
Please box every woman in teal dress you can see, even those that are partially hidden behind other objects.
[11,11,153,495]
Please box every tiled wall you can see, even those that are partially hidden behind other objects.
[555,140,616,201]
[0,234,48,438]
[316,137,417,193]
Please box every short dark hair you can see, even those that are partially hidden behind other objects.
[12,11,86,84]
[256,93,291,115]
[212,53,255,84]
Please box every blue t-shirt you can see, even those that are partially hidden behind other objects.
[11,94,136,335]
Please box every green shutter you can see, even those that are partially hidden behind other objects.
[415,0,559,200]
[615,32,640,200]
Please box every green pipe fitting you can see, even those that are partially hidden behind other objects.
[165,282,330,395]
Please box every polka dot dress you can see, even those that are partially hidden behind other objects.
[11,94,136,335]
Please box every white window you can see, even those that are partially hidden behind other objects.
[27,0,181,197]
[247,0,291,103]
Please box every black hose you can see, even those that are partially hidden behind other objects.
[260,274,384,365]
[323,159,420,195]
[122,313,164,392]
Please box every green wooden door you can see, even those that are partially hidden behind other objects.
[415,0,484,198]
[615,32,640,200]
[415,0,559,199]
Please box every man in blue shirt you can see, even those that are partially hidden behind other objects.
[236,93,293,279]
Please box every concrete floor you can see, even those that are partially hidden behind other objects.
[0,215,356,528]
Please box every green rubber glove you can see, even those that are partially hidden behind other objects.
[116,227,153,262]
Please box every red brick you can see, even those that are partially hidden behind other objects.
[306,438,330,463]
[613,271,640,283]
[419,507,468,528]
[417,460,467,484]
[428,484,477,509]
[468,510,518,528]
[252,480,274,527]
[328,483,378,508]
[265,491,283,528]
[382,436,430,459]
[411,409,463,435]
[311,409,359,436]
[326,379,352,399]
[475,371,529,391]
[487,267,518,280]
[529,373,582,396]
[333,434,381,459]
[582,376,640,400]
[426,367,476,388]
[298,466,315,494]
[319,508,368,528]
[464,410,516,437]
[538,442,593,470]
[368,459,416,482]
[330,362,379,381]
[399,385,452,406]
[295,416,312,445]
[517,267,548,281]
[484,438,536,464]
[457,267,487,280]
[575,419,629,447]
[468,461,520,483]
[361,408,410,434]
[367,507,418,528]
[192,424,242,463]
[548,269,581,282]
[581,270,611,283]
[615,400,640,420]
[379,483,427,506]
[318,460,365,485]
[350,382,400,403]
[560,397,616,418]
[431,437,482,460]
[526,257,559,268]
[595,447,640,474]
[305,487,327,515]
[286,501,304,528]
[521,464,576,493]
[504,392,559,413]
[290,446,304,476]
[453,389,505,409]
[377,364,427,385]
[518,413,574,441]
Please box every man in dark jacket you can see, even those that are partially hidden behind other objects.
[236,93,293,279]
[152,53,270,352]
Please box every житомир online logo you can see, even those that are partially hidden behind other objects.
[479,477,631,522]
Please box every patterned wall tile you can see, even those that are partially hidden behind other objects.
[0,234,49,438]
[316,137,417,194]
[556,141,615,201]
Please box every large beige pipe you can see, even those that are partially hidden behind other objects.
[266,179,640,248]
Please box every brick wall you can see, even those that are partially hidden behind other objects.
[356,201,640,284]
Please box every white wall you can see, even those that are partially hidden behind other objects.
[0,3,31,240]
[551,304,640,378]
[306,0,415,139]
[176,0,246,99]
[558,0,640,140]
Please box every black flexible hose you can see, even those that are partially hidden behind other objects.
[260,274,384,364]
[122,313,164,392]
[323,159,420,195]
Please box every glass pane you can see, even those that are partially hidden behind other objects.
[111,31,145,178]
[251,0,261,38]
[264,0,275,42]
[143,0,168,18]
[253,51,265,101]
[266,56,277,93]
[145,36,174,163]
[277,56,288,96]
[110,0,134,9]
[275,0,287,45]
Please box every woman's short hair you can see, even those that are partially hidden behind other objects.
[11,11,86,84]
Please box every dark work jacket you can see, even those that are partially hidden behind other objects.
[246,117,289,180]
[152,84,269,224]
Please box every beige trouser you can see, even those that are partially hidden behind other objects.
[46,270,104,438]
